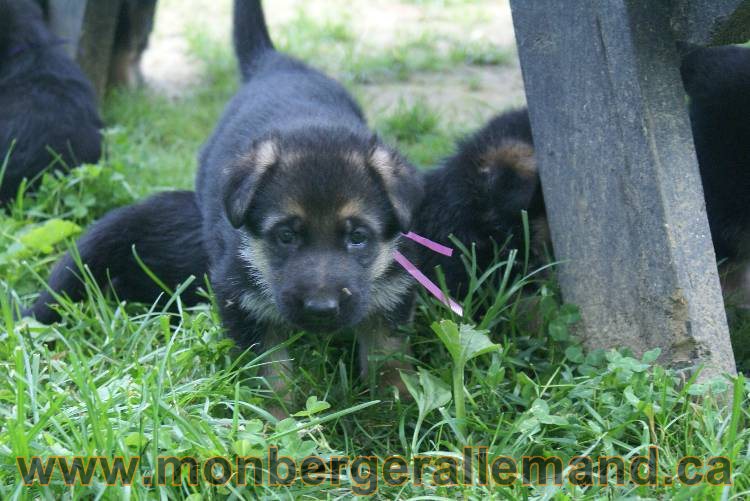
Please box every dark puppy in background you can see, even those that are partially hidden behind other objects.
[680,45,750,307]
[109,0,158,88]
[28,191,206,324]
[0,0,102,204]
[29,0,424,407]
[415,108,547,298]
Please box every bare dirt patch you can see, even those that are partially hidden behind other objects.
[363,61,526,125]
[141,0,525,124]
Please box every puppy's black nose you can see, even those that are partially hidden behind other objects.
[303,297,340,319]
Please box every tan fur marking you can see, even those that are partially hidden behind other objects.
[238,235,276,303]
[283,199,307,219]
[369,146,396,183]
[336,200,384,234]
[479,139,536,178]
[226,138,279,178]
[346,150,366,168]
[370,239,397,281]
[337,199,364,220]
[369,146,412,226]
[254,139,279,169]
[258,203,306,234]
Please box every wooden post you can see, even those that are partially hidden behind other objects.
[76,0,123,100]
[46,0,125,100]
[509,0,738,377]
[45,0,87,60]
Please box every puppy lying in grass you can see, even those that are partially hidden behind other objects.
[414,108,547,299]
[0,0,102,204]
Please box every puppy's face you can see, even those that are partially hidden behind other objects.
[475,138,538,220]
[223,133,422,332]
[473,137,549,257]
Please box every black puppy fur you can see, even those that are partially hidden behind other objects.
[415,108,546,297]
[680,45,750,304]
[27,191,206,323]
[680,45,750,263]
[109,0,158,89]
[0,0,102,204]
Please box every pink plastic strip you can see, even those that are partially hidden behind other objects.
[402,232,453,257]
[393,250,463,317]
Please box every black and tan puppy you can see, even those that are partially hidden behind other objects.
[200,0,422,396]
[415,108,547,298]
[29,0,423,403]
[0,0,102,204]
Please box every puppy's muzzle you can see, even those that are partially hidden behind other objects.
[282,284,361,332]
[303,296,340,321]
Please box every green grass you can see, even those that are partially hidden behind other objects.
[1,1,749,499]
[276,7,511,86]
[102,32,237,195]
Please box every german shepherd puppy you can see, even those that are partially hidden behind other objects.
[202,0,423,397]
[0,0,102,204]
[414,108,547,298]
[29,0,423,405]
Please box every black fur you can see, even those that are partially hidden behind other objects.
[415,109,545,296]
[680,45,750,263]
[27,191,206,323]
[0,0,102,204]
[109,0,158,88]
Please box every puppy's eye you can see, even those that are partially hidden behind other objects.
[276,227,298,246]
[347,227,369,248]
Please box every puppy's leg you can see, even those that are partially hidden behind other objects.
[109,0,157,88]
[357,316,414,396]
[259,328,294,420]
[219,298,294,420]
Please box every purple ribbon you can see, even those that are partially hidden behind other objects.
[395,233,463,317]
[401,231,454,257]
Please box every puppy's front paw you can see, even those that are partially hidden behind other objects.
[379,361,415,400]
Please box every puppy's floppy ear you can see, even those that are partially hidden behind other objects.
[367,138,424,232]
[222,136,280,228]
[478,139,538,213]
